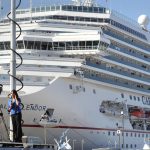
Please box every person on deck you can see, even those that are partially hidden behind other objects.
[8,89,22,142]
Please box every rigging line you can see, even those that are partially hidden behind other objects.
[7,0,23,93]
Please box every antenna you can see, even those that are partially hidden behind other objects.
[0,0,2,21]
[0,0,1,20]
[30,0,32,22]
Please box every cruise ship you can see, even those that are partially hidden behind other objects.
[0,0,150,149]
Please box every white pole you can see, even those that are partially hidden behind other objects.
[44,125,47,144]
[0,0,1,21]
[72,139,76,150]
[81,139,84,150]
[10,0,16,142]
[30,0,32,22]
[121,111,124,149]
[10,0,16,91]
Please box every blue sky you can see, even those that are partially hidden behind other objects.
[0,0,150,29]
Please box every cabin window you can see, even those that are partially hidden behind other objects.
[51,6,55,11]
[121,93,124,98]
[36,7,40,12]
[53,42,59,49]
[129,95,132,100]
[93,89,96,94]
[133,96,136,101]
[93,7,98,13]
[34,41,40,49]
[85,17,91,22]
[91,18,97,22]
[56,6,60,10]
[27,41,34,49]
[41,42,48,50]
[46,6,50,11]
[41,6,45,12]
[79,41,85,48]
[66,42,72,50]
[93,41,99,46]
[78,6,82,12]
[68,16,74,21]
[48,42,52,50]
[59,42,65,49]
[17,41,24,49]
[83,6,88,12]
[79,16,86,22]
[86,41,92,47]
[4,42,10,49]
[0,43,5,50]
[72,41,78,48]
[69,84,72,89]
[83,87,85,92]
[72,6,77,11]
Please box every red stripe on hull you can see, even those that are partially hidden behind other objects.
[22,124,150,134]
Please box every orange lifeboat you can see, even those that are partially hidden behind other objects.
[130,108,144,117]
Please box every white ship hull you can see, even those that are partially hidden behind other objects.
[0,77,147,149]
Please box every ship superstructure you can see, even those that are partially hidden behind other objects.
[0,0,150,149]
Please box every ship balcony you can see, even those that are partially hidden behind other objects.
[109,44,150,63]
[83,73,150,94]
[104,30,150,53]
[86,61,150,83]
[104,56,150,73]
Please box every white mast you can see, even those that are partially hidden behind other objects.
[0,0,3,21]
[30,0,32,22]
[10,0,16,141]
